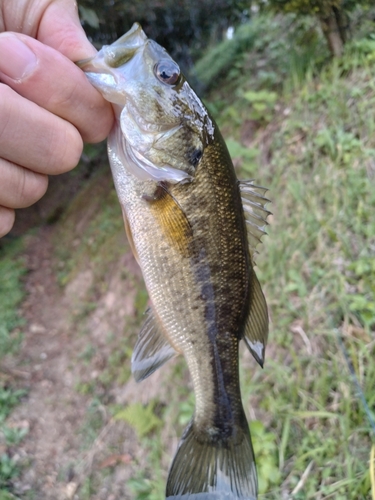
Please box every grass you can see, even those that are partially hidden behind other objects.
[75,33,375,497]
[227,47,375,499]
[0,240,28,495]
[120,15,375,499]
[0,240,26,358]
[53,167,125,290]
[1,10,375,500]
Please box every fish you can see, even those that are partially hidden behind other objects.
[78,23,270,500]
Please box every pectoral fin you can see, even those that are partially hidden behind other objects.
[243,267,269,367]
[132,307,178,382]
[147,185,193,257]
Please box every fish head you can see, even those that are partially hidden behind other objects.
[78,23,214,183]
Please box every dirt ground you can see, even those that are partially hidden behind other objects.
[3,221,172,500]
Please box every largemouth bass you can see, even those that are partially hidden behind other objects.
[78,23,270,500]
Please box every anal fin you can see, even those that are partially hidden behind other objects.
[132,307,178,382]
[243,267,269,367]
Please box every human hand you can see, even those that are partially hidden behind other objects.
[0,0,114,237]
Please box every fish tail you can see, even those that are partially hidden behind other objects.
[166,417,257,499]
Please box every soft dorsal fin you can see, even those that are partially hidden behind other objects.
[239,180,271,261]
[243,266,269,367]
[132,307,178,382]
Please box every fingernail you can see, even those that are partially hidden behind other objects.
[0,34,37,81]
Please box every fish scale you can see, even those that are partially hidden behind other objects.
[78,22,270,499]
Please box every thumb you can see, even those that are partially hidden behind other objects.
[37,0,97,61]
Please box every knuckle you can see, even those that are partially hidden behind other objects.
[46,80,78,111]
[15,169,48,208]
[82,103,114,144]
[60,128,83,172]
[0,85,14,140]
[45,124,83,175]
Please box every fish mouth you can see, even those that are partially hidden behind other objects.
[76,23,149,105]
[76,22,147,72]
[76,53,119,92]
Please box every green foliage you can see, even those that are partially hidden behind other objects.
[243,90,278,121]
[0,490,18,500]
[80,398,106,449]
[0,389,26,424]
[175,392,195,427]
[3,5,375,498]
[114,402,162,439]
[122,407,166,500]
[0,455,19,488]
[127,470,164,500]
[0,241,26,358]
[249,61,374,499]
[1,427,28,447]
[344,35,375,66]
[78,0,250,72]
[0,388,28,495]
[194,14,329,93]
[54,172,124,288]
[250,421,280,494]
[226,139,260,176]
[194,21,259,89]
[262,0,374,56]
[265,0,356,17]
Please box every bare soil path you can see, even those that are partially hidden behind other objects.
[4,221,167,500]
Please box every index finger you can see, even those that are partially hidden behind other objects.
[0,33,113,143]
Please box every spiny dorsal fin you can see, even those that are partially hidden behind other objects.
[239,180,271,261]
[243,267,269,367]
[132,308,178,382]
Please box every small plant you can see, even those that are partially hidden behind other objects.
[2,426,28,447]
[0,454,19,488]
[242,90,278,123]
[0,389,26,424]
[250,421,280,494]
[114,402,162,439]
[128,472,164,500]
[0,240,26,358]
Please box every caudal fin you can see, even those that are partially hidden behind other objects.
[166,419,257,499]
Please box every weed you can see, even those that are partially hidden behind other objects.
[0,389,26,424]
[125,421,166,500]
[0,454,19,488]
[0,388,28,495]
[4,8,375,499]
[1,427,28,447]
[0,240,26,358]
[113,401,162,439]
[80,398,106,450]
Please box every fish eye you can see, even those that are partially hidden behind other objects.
[154,60,180,85]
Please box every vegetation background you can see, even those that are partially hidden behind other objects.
[0,1,375,499]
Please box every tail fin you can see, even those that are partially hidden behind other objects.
[166,420,257,499]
